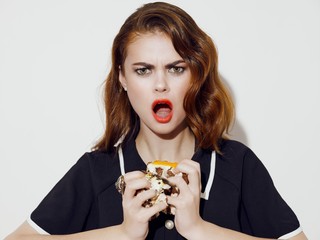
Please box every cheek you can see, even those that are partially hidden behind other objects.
[173,86,189,116]
[177,80,191,101]
[127,91,141,108]
[127,83,146,101]
[126,85,150,114]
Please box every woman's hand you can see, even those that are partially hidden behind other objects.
[120,171,167,240]
[167,159,205,239]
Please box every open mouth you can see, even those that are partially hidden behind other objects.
[152,99,173,123]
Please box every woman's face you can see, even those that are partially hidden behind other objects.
[120,32,192,137]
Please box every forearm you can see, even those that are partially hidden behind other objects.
[185,220,271,240]
[5,221,136,240]
[186,220,307,240]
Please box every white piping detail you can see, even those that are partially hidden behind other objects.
[278,227,303,239]
[114,135,125,147]
[27,216,49,235]
[119,146,125,175]
[200,151,216,200]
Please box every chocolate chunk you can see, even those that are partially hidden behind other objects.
[155,167,163,177]
[171,186,179,195]
[167,169,175,177]
[182,173,189,184]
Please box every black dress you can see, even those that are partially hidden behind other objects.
[29,139,301,239]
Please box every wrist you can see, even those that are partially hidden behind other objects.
[182,218,206,240]
[118,223,146,240]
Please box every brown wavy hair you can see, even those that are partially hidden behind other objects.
[94,2,234,152]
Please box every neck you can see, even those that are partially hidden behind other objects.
[135,126,195,164]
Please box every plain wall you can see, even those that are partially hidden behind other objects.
[1,0,319,238]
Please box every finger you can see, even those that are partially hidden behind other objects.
[174,160,201,192]
[123,176,150,199]
[168,174,190,195]
[123,171,145,182]
[174,159,200,175]
[166,194,179,207]
[134,189,157,205]
[142,201,168,220]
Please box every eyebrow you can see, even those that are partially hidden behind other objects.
[132,60,186,69]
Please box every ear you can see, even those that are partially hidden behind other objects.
[119,66,127,91]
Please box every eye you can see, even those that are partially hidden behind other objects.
[168,66,185,74]
[135,67,151,76]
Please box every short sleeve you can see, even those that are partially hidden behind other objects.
[30,153,94,234]
[240,149,301,238]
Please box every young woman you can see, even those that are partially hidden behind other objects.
[5,2,307,240]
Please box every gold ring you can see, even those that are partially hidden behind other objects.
[115,175,126,194]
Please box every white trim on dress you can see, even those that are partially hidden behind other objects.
[118,146,126,175]
[200,151,216,200]
[278,227,303,239]
[117,146,216,200]
[27,216,49,235]
[114,135,125,147]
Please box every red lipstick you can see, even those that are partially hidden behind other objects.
[152,99,173,123]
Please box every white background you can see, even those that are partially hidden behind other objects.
[1,0,319,239]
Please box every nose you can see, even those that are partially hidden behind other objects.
[154,71,169,93]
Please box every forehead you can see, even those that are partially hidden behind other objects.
[124,32,183,64]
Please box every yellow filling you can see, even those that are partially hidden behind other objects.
[152,160,178,168]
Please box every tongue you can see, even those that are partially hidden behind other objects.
[155,108,171,118]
